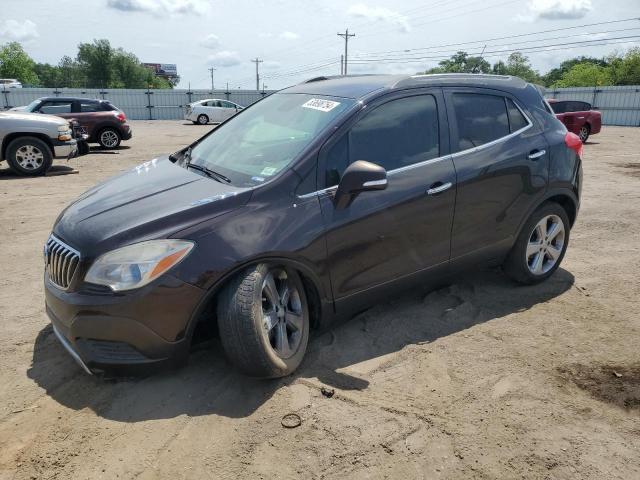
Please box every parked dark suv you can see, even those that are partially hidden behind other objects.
[44,74,582,378]
[11,97,132,148]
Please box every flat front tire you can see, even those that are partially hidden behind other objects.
[217,264,309,378]
[6,136,52,176]
[503,202,570,284]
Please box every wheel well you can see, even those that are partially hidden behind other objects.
[547,195,576,227]
[188,263,323,348]
[1,133,54,160]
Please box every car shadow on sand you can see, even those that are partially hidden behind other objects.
[27,267,574,422]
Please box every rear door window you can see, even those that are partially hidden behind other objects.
[323,94,440,187]
[451,93,509,151]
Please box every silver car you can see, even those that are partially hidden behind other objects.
[0,111,78,176]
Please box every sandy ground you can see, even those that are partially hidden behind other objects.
[0,121,638,480]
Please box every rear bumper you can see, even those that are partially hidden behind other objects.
[44,273,206,375]
[121,125,132,140]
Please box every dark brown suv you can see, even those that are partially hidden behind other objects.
[11,97,132,148]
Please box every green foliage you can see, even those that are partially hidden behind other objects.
[0,42,39,85]
[552,62,612,87]
[542,56,607,86]
[426,51,491,74]
[0,39,175,89]
[608,48,640,85]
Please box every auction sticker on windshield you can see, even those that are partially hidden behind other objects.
[302,98,341,112]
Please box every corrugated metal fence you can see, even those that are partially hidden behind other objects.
[2,85,639,126]
[544,85,640,126]
[0,87,276,120]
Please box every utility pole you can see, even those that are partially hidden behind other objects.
[251,58,263,91]
[337,29,355,75]
[340,54,344,75]
[208,67,216,91]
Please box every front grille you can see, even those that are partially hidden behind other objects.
[45,235,81,290]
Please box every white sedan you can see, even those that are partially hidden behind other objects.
[185,99,243,125]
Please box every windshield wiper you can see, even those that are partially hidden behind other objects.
[187,162,232,184]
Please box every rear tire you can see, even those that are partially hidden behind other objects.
[197,114,209,125]
[578,124,590,143]
[97,128,121,149]
[6,136,52,176]
[217,264,309,378]
[503,202,570,284]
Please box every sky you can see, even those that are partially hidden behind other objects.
[1,0,639,90]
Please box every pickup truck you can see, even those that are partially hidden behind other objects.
[547,99,601,143]
[0,111,78,176]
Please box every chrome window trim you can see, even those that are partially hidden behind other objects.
[296,97,533,199]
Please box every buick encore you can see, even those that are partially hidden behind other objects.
[44,74,583,377]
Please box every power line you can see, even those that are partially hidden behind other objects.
[352,27,640,62]
[337,29,356,75]
[349,36,640,64]
[352,17,640,57]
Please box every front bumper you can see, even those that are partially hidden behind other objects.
[45,274,206,375]
[52,139,78,159]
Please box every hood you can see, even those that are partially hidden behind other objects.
[0,110,67,125]
[53,157,252,257]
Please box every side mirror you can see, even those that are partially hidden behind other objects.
[334,160,387,210]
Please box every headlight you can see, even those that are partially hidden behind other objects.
[58,125,72,141]
[85,240,194,291]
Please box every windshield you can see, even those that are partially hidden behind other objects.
[25,99,42,111]
[188,93,355,187]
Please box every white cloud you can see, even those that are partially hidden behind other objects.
[347,4,410,33]
[208,51,242,67]
[199,33,220,49]
[520,0,592,21]
[279,31,300,40]
[0,19,39,42]
[106,0,207,16]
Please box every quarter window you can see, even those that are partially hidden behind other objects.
[324,95,439,187]
[451,93,509,151]
[80,102,101,112]
[506,98,529,132]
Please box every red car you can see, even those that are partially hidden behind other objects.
[547,99,601,143]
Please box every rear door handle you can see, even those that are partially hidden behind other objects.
[427,182,452,195]
[528,149,546,160]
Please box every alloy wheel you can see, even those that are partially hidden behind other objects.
[261,268,304,359]
[526,214,565,275]
[579,126,589,142]
[100,130,119,148]
[16,144,44,171]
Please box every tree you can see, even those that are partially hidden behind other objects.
[34,63,61,87]
[77,39,114,88]
[424,51,491,74]
[501,52,540,83]
[553,63,612,87]
[608,48,640,85]
[0,42,38,85]
[542,56,608,86]
[58,55,87,88]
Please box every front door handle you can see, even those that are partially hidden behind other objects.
[528,149,546,160]
[427,182,452,195]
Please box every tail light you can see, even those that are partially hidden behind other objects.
[565,132,583,158]
[115,111,126,122]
